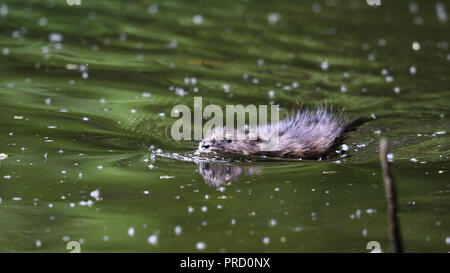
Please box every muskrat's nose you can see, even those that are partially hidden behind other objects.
[199,140,213,152]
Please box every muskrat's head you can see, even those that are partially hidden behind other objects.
[198,127,260,155]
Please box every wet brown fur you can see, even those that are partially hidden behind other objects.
[198,107,366,159]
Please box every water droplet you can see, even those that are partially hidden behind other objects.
[387,153,394,162]
[128,227,135,237]
[267,13,281,25]
[174,225,182,236]
[49,33,63,43]
[412,41,421,51]
[320,60,329,71]
[362,229,368,237]
[90,189,100,199]
[148,235,158,245]
[341,144,349,151]
[435,2,447,23]
[196,241,206,250]
[188,206,194,214]
[148,4,158,14]
[38,17,47,26]
[192,14,203,25]
[269,219,277,227]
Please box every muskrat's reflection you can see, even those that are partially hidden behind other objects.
[198,162,261,186]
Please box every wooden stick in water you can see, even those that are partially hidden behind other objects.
[379,138,403,253]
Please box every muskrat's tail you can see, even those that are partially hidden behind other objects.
[325,116,371,158]
[344,117,372,132]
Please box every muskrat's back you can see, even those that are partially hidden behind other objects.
[198,107,365,159]
[272,108,346,158]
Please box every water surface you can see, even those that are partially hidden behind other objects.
[0,0,449,252]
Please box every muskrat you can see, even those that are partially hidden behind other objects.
[198,107,369,159]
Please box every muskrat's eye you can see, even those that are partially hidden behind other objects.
[202,145,210,149]
[226,139,232,143]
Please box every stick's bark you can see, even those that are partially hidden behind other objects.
[379,138,403,253]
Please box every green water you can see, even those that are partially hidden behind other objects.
[0,0,449,252]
